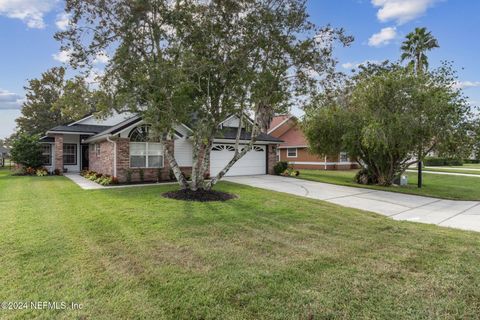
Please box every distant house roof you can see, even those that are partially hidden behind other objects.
[267,115,293,133]
[267,115,308,147]
[48,124,113,135]
[0,146,9,156]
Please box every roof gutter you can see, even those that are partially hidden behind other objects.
[46,131,96,136]
[84,133,112,144]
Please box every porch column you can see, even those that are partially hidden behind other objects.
[54,134,64,173]
[267,145,277,175]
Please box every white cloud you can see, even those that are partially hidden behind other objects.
[93,51,110,64]
[454,81,480,89]
[0,89,23,110]
[342,60,381,70]
[368,27,397,47]
[55,12,70,30]
[0,0,58,29]
[371,0,438,25]
[52,49,72,63]
[85,68,104,85]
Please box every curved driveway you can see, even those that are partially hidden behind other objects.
[225,175,480,233]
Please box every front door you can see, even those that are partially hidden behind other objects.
[81,145,89,170]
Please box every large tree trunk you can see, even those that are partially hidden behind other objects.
[163,139,189,190]
[190,138,202,191]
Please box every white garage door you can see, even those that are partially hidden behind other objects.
[210,144,266,177]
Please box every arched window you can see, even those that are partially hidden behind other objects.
[129,125,151,142]
[129,125,164,168]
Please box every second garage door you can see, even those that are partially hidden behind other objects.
[210,144,266,177]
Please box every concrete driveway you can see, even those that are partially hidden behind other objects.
[225,175,480,233]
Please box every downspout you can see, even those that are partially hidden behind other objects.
[107,136,117,177]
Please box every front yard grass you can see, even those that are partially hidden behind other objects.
[1,167,480,319]
[297,169,480,201]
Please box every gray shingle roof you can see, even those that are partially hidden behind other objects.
[49,124,112,134]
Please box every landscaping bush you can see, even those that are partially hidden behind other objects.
[36,168,48,176]
[281,167,300,177]
[464,159,480,164]
[355,168,378,185]
[424,157,464,166]
[10,134,43,168]
[126,169,132,183]
[273,161,289,175]
[81,170,116,186]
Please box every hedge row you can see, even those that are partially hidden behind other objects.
[423,157,464,166]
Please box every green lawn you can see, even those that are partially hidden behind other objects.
[2,168,480,319]
[295,169,480,201]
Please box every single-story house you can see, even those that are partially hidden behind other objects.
[268,115,359,170]
[0,146,9,166]
[39,113,282,182]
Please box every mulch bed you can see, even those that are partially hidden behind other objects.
[163,189,237,202]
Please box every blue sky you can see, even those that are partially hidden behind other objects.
[1,0,479,139]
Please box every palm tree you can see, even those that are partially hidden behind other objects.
[401,27,439,75]
[401,27,439,188]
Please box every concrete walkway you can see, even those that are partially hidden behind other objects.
[225,175,480,233]
[64,173,177,190]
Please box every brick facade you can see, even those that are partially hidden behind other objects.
[54,134,63,173]
[279,148,359,170]
[88,136,279,182]
[89,140,114,176]
[116,138,172,183]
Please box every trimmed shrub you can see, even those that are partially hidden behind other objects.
[464,159,480,164]
[273,161,289,175]
[424,157,463,166]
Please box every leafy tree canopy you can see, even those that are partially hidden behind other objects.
[303,62,473,185]
[10,134,43,168]
[15,67,96,136]
[56,0,352,190]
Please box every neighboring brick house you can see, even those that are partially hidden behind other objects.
[268,115,359,170]
[39,113,282,182]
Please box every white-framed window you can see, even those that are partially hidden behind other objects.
[41,144,52,166]
[130,142,164,168]
[287,148,297,158]
[63,144,77,165]
[95,143,101,157]
[339,152,349,162]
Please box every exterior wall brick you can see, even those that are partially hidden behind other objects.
[54,134,63,173]
[115,138,173,183]
[89,140,114,176]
